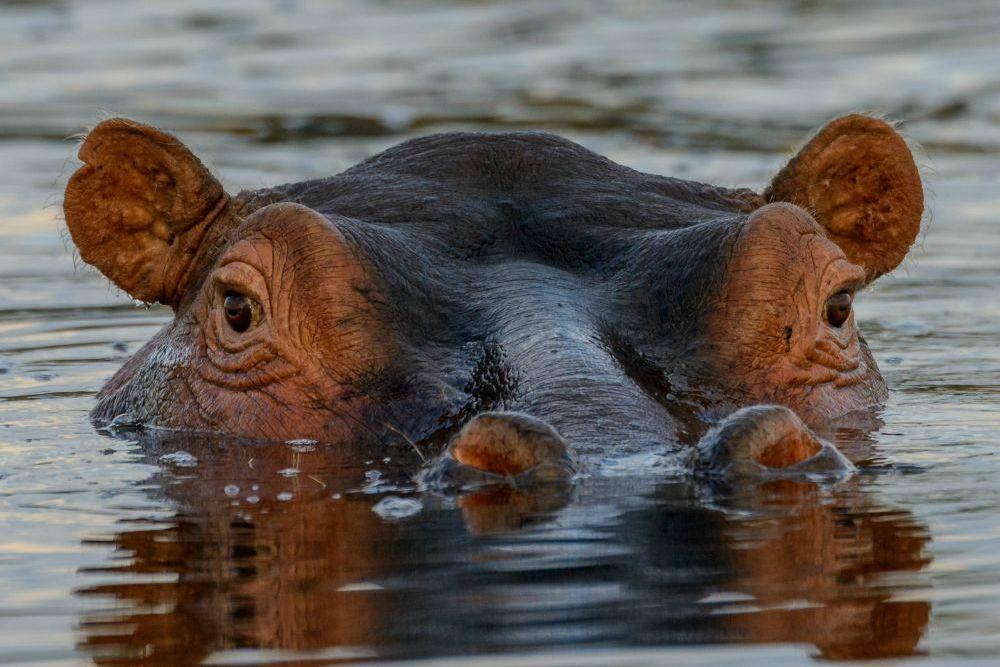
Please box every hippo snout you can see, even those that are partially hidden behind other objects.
[422,406,853,490]
[692,405,855,478]
[419,412,577,489]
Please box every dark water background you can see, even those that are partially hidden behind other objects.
[1,1,998,664]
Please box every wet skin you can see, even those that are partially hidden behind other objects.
[62,114,923,483]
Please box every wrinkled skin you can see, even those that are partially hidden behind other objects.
[62,114,923,483]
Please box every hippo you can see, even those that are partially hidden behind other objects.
[62,114,923,484]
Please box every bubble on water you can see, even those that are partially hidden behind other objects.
[246,495,261,504]
[382,457,392,464]
[277,467,299,477]
[252,484,260,491]
[337,581,383,592]
[697,591,757,604]
[277,491,294,501]
[372,495,423,520]
[331,493,343,500]
[224,484,240,497]
[362,470,393,494]
[286,438,317,447]
[159,451,198,468]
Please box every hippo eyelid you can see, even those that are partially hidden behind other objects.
[818,255,865,303]
[828,280,861,301]
[210,260,271,313]
[218,254,268,279]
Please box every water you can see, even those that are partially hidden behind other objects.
[1,0,998,664]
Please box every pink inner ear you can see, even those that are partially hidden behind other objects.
[764,114,924,283]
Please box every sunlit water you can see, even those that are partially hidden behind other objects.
[1,1,998,664]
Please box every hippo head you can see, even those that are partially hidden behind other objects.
[63,115,922,479]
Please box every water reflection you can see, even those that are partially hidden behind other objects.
[695,480,930,660]
[75,431,931,664]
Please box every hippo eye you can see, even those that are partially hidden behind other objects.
[222,291,259,333]
[824,291,852,328]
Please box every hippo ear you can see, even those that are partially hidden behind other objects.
[63,118,231,307]
[764,114,924,283]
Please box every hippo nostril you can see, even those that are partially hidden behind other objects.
[694,404,854,478]
[752,431,822,468]
[419,412,576,489]
[451,412,571,477]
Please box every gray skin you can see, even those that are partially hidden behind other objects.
[63,115,924,485]
[230,133,766,452]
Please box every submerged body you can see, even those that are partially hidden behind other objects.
[63,114,923,480]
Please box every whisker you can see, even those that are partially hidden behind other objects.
[382,421,426,463]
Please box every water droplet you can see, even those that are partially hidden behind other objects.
[104,413,143,432]
[277,491,294,501]
[277,467,299,477]
[224,484,240,497]
[246,495,260,504]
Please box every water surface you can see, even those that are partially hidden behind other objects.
[1,1,998,664]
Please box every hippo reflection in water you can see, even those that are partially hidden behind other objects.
[63,114,923,483]
[76,431,932,663]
